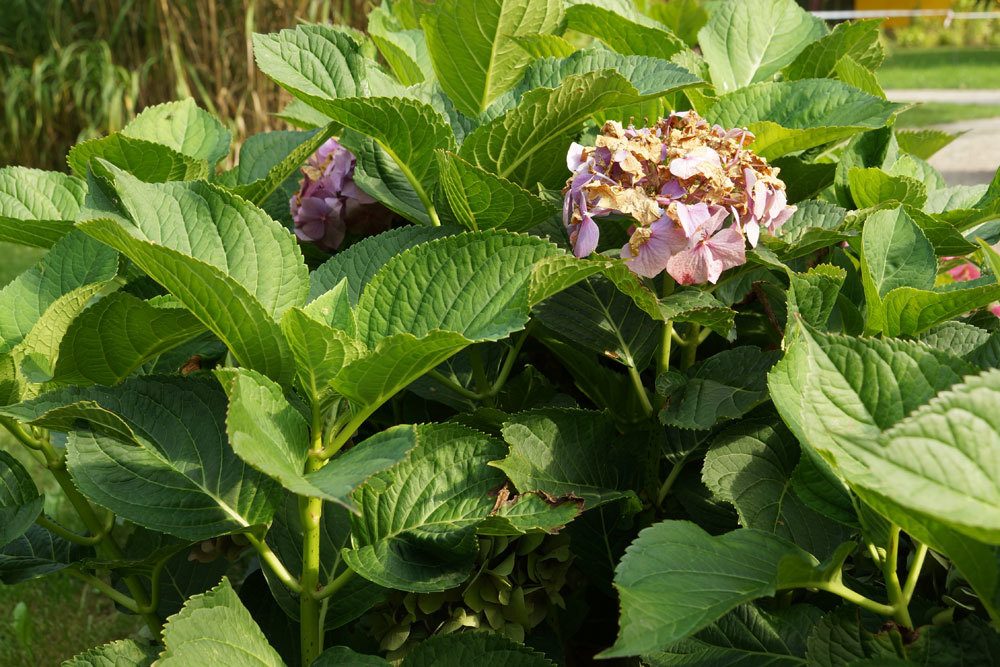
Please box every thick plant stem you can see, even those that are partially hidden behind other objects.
[657,454,688,507]
[902,541,929,603]
[817,580,897,617]
[627,363,654,418]
[657,275,675,377]
[681,324,701,370]
[245,533,301,594]
[883,525,914,629]
[300,409,327,666]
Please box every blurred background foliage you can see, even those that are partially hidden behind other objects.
[0,0,373,170]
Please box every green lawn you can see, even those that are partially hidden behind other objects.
[897,102,1000,128]
[878,47,1000,89]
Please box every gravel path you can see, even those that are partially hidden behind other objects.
[886,89,1000,186]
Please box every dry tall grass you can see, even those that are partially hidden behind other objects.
[0,0,372,170]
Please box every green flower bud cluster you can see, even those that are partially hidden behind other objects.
[363,532,572,661]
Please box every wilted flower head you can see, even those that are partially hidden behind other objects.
[562,112,796,285]
[290,138,393,251]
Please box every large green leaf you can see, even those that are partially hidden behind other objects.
[355,230,559,343]
[422,0,562,116]
[306,97,456,225]
[706,80,903,160]
[458,71,641,189]
[0,231,118,354]
[0,524,82,584]
[0,450,43,547]
[646,603,821,666]
[46,293,205,386]
[279,305,365,403]
[658,347,780,431]
[157,578,284,667]
[848,168,927,209]
[703,420,849,557]
[252,24,372,105]
[63,639,157,667]
[533,275,659,369]
[68,134,209,183]
[494,408,648,508]
[436,151,556,232]
[602,521,821,658]
[120,99,231,168]
[227,126,336,209]
[564,2,686,61]
[342,423,507,592]
[404,632,556,666]
[782,19,883,80]
[698,0,826,91]
[220,368,415,509]
[0,167,85,248]
[79,163,307,383]
[368,5,433,85]
[2,377,280,540]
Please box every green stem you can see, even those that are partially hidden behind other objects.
[626,363,654,419]
[67,569,140,613]
[902,542,929,603]
[314,567,354,600]
[657,454,688,507]
[657,275,675,378]
[245,533,301,594]
[816,580,897,617]
[883,525,915,629]
[35,512,112,546]
[680,324,701,370]
[427,328,530,402]
[300,406,327,665]
[469,347,491,399]
[0,417,46,451]
[318,405,374,460]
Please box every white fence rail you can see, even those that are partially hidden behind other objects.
[812,9,1000,23]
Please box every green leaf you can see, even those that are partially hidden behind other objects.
[356,230,558,343]
[495,408,645,508]
[120,99,230,168]
[252,24,372,105]
[646,0,709,47]
[309,226,453,303]
[436,151,556,232]
[765,199,850,260]
[68,134,208,182]
[422,0,563,116]
[0,450,43,547]
[533,275,658,369]
[343,423,506,592]
[220,368,415,509]
[403,632,556,666]
[658,347,780,431]
[707,80,903,160]
[79,163,307,383]
[3,377,280,540]
[645,603,821,666]
[279,306,364,403]
[703,420,850,556]
[306,97,456,224]
[157,578,284,666]
[698,0,826,92]
[791,452,858,528]
[514,34,576,59]
[368,6,433,85]
[458,71,642,189]
[0,231,119,354]
[0,524,81,584]
[478,491,583,536]
[657,289,736,338]
[896,129,958,161]
[564,2,687,61]
[860,205,935,299]
[602,521,820,658]
[832,55,886,99]
[314,647,388,666]
[47,292,205,386]
[782,19,883,80]
[848,167,927,209]
[786,264,846,331]
[0,167,85,248]
[870,369,1000,543]
[63,639,157,667]
[228,126,335,209]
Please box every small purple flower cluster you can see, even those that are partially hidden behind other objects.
[290,138,392,251]
[563,113,796,285]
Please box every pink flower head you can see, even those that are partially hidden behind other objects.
[290,138,392,251]
[740,168,795,247]
[666,206,746,285]
[669,146,722,180]
[946,259,982,283]
[621,215,688,278]
[563,168,614,257]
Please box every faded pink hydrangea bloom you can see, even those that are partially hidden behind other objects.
[290,138,393,251]
[562,112,795,285]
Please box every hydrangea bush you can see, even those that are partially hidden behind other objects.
[1,0,999,665]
